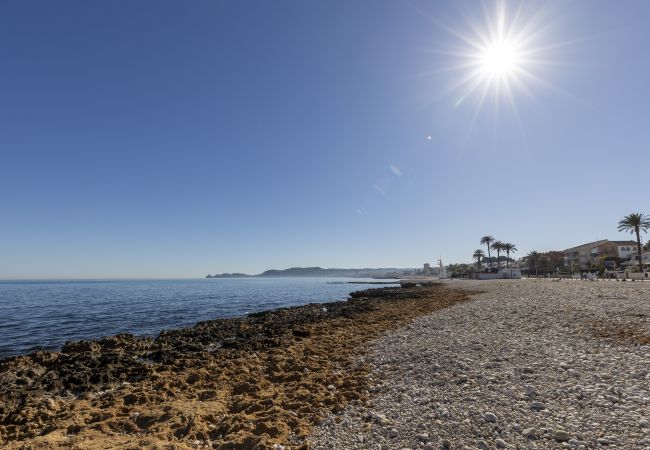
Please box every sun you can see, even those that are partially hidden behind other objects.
[432,0,562,119]
[457,2,534,102]
[478,40,521,78]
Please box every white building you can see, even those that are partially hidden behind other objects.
[611,240,640,259]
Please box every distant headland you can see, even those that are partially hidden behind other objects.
[205,267,415,279]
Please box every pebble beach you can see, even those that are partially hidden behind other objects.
[311,279,650,449]
[1,280,648,449]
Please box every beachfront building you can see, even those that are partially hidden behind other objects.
[562,240,609,268]
[562,239,640,269]
[610,240,641,259]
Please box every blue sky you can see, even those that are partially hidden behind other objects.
[2,1,649,278]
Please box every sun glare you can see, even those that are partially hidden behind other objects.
[433,0,562,120]
[479,40,520,78]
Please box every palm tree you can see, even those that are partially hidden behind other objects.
[503,243,517,268]
[491,241,505,269]
[473,249,485,270]
[527,250,540,276]
[480,235,495,269]
[617,213,650,271]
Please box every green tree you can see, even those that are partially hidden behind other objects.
[545,251,565,272]
[491,241,505,269]
[527,250,540,276]
[503,243,517,268]
[538,254,553,273]
[617,213,650,271]
[473,249,485,270]
[480,235,495,269]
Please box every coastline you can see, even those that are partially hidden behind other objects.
[0,284,471,449]
[0,277,397,359]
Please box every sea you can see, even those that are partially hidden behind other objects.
[0,277,396,359]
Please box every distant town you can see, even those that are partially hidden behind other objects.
[443,238,650,279]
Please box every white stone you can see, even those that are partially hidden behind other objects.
[522,427,537,438]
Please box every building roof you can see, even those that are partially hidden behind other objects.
[562,239,609,252]
[563,239,642,252]
[610,240,638,246]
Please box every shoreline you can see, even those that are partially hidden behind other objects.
[0,284,471,448]
[0,278,399,360]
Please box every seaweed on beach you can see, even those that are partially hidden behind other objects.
[0,284,468,449]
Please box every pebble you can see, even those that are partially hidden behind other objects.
[554,429,571,442]
[309,280,650,449]
[522,427,537,438]
[482,412,497,422]
[524,385,536,397]
[368,411,391,426]
[529,401,545,411]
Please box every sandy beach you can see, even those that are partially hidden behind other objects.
[2,280,648,449]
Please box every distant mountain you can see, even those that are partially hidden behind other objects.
[205,267,413,279]
[205,273,251,278]
[257,267,405,278]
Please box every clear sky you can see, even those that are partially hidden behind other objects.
[2,1,649,278]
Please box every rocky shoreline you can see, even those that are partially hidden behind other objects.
[0,284,470,449]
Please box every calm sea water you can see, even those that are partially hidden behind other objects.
[0,277,395,359]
